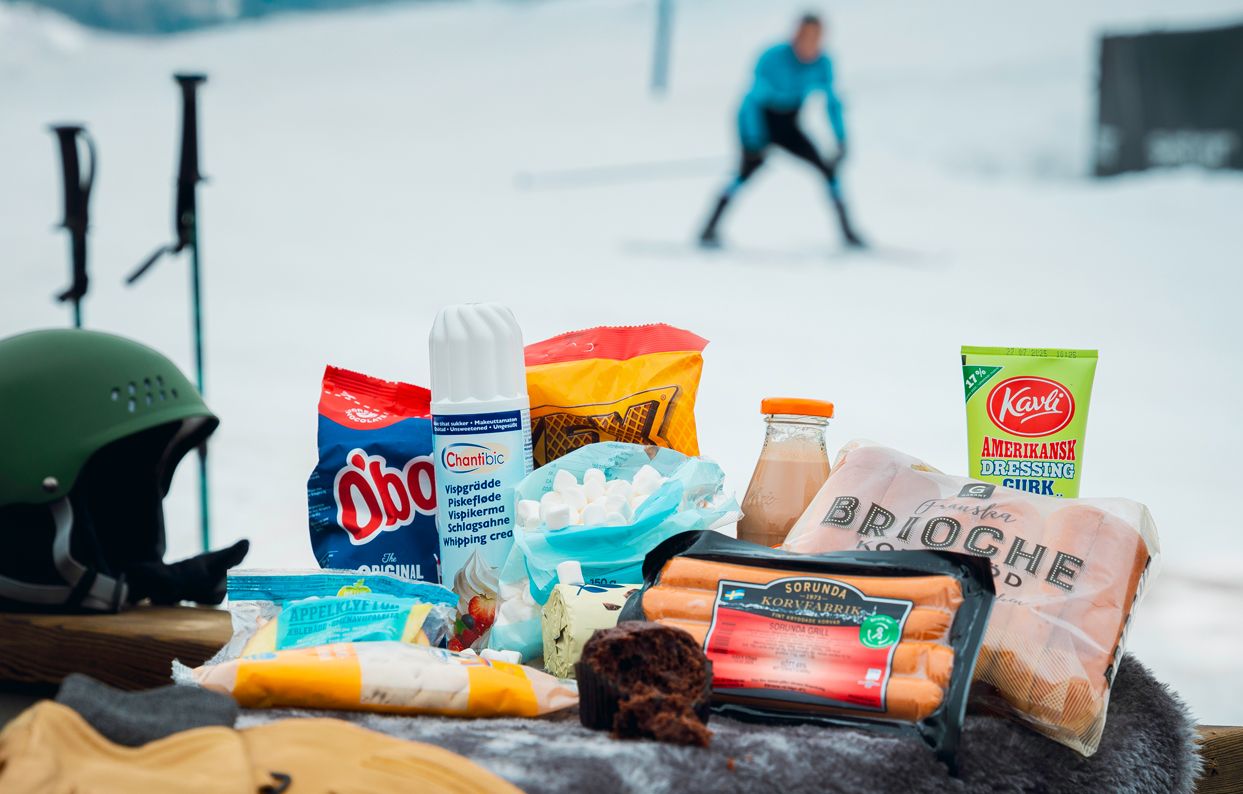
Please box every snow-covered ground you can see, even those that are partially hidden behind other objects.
[3,0,1243,722]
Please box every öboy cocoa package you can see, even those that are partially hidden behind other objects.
[307,366,439,583]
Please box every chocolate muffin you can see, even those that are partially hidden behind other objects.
[576,621,713,747]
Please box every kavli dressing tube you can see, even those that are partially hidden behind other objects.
[962,347,1098,497]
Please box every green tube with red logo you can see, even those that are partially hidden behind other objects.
[961,347,1098,498]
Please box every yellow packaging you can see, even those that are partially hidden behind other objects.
[183,641,579,718]
[524,324,708,467]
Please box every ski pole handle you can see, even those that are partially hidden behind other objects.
[173,73,206,246]
[49,125,95,310]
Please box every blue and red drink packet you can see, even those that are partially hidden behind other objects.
[308,366,440,583]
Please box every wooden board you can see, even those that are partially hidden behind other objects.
[0,607,231,691]
[1198,725,1243,794]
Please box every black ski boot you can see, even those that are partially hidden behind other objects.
[832,198,866,248]
[698,195,730,248]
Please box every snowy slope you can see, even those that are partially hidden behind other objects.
[2,0,1243,721]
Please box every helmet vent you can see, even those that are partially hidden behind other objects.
[111,377,180,412]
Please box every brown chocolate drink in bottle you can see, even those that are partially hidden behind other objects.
[737,398,834,548]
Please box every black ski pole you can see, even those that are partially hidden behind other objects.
[125,73,211,552]
[50,124,96,328]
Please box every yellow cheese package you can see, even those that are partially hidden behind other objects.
[525,324,708,467]
[179,641,579,718]
[216,570,457,661]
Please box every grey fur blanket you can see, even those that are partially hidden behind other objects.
[237,654,1200,793]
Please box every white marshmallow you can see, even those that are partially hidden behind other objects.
[516,499,541,529]
[602,511,629,526]
[581,501,608,526]
[630,493,648,513]
[582,468,606,500]
[481,648,522,664]
[631,465,664,495]
[539,492,565,524]
[561,485,588,514]
[457,647,479,657]
[556,560,585,585]
[553,469,579,494]
[602,495,634,523]
[543,501,572,530]
[604,479,632,499]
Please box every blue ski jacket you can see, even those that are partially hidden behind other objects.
[737,43,846,151]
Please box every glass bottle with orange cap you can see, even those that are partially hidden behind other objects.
[736,398,835,548]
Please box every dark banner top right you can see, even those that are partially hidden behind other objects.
[1095,21,1243,176]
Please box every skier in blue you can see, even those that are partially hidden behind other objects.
[699,13,863,248]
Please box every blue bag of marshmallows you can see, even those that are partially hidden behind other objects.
[307,366,440,582]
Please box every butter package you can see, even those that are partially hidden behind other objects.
[622,530,994,772]
[783,441,1159,756]
[525,324,707,467]
[962,346,1098,497]
[216,570,456,662]
[542,582,639,678]
[181,641,579,718]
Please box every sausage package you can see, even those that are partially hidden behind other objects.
[524,324,708,468]
[782,441,1160,756]
[621,530,994,771]
[308,367,440,582]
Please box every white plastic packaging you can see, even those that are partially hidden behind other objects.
[429,303,535,648]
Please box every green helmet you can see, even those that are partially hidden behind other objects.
[0,329,217,507]
[0,329,227,612]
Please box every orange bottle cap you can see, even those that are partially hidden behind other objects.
[761,398,834,418]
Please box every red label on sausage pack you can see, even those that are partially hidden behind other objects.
[704,577,912,713]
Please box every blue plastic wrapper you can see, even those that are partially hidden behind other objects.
[210,569,457,663]
[489,442,739,660]
[307,366,441,583]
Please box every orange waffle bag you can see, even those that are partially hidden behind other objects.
[782,440,1160,756]
[524,325,708,467]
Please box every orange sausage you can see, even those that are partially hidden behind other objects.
[640,586,953,641]
[653,620,953,690]
[892,642,954,688]
[666,618,944,725]
[658,557,964,610]
[657,616,951,681]
[717,676,945,722]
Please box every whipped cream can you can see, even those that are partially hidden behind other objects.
[429,303,534,649]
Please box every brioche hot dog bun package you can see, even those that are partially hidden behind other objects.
[214,570,457,663]
[524,324,708,467]
[783,441,1160,756]
[621,530,994,771]
[181,641,579,718]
